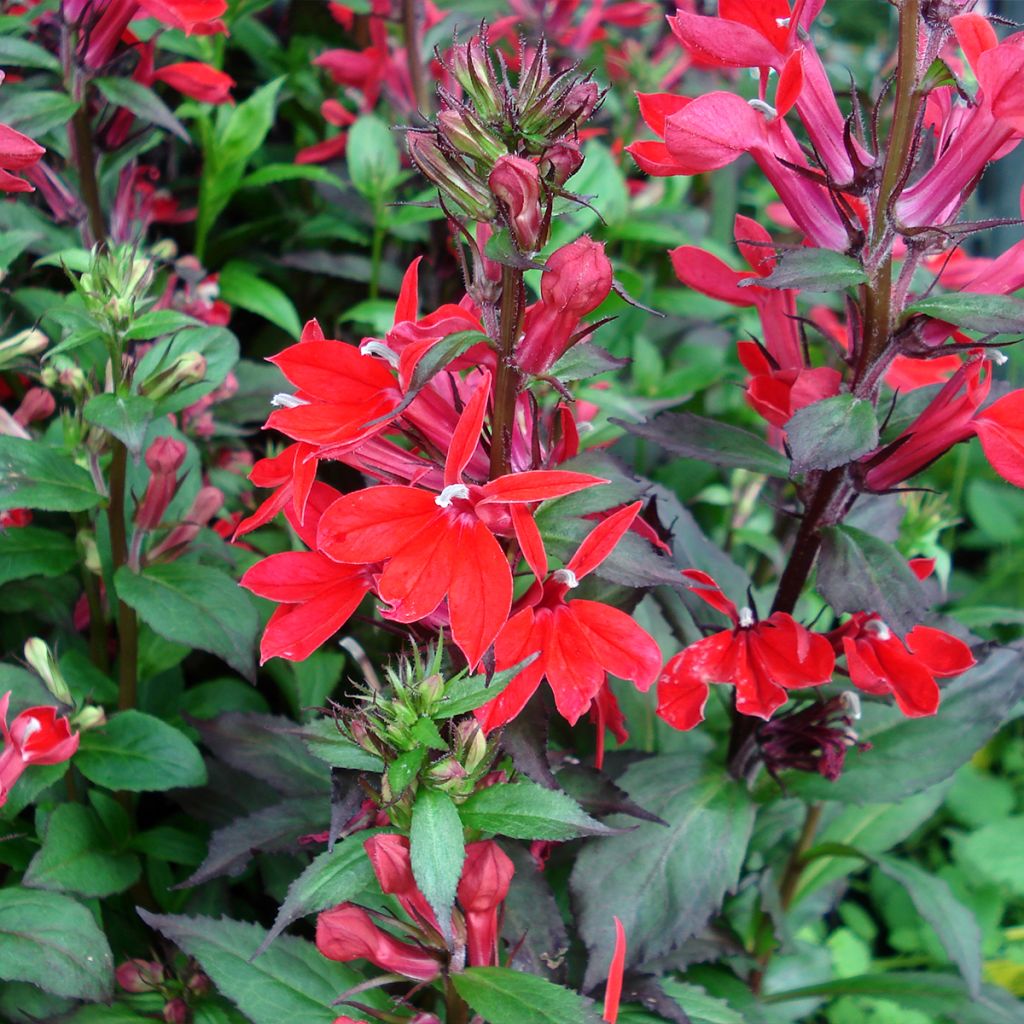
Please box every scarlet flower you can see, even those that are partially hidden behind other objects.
[974,390,1024,488]
[737,340,843,429]
[0,102,45,193]
[657,570,834,729]
[152,62,235,104]
[458,840,515,968]
[234,441,318,539]
[476,502,661,733]
[0,691,80,806]
[828,614,974,717]
[317,375,606,668]
[295,100,356,165]
[364,833,441,933]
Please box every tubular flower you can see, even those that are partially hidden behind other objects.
[657,571,834,730]
[317,375,607,668]
[457,840,515,968]
[476,502,661,733]
[828,615,975,717]
[0,80,45,193]
[0,692,80,806]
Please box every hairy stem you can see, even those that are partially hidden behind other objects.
[488,265,524,479]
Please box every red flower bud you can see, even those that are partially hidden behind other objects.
[539,140,584,186]
[489,155,543,251]
[162,998,189,1024]
[541,237,613,317]
[457,840,514,967]
[115,959,166,993]
[13,387,55,426]
[364,833,440,932]
[136,437,187,531]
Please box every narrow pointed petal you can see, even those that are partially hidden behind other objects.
[240,550,356,602]
[680,569,739,623]
[377,517,458,622]
[603,918,626,1023]
[317,487,438,562]
[510,502,548,582]
[445,372,491,487]
[636,92,693,136]
[259,582,369,662]
[566,502,641,580]
[394,257,422,325]
[571,599,662,691]
[656,634,731,730]
[478,608,546,732]
[479,470,607,504]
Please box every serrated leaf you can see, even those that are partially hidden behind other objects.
[83,393,156,457]
[459,781,616,840]
[621,412,790,477]
[410,788,464,941]
[94,77,190,142]
[217,261,302,339]
[140,912,385,1024]
[785,395,878,473]
[906,292,1024,335]
[453,966,597,1024]
[0,525,76,586]
[741,249,867,291]
[0,887,114,1001]
[76,710,207,792]
[255,829,380,957]
[23,804,141,898]
[0,437,101,513]
[300,718,384,772]
[550,343,628,382]
[571,753,755,989]
[817,524,926,632]
[114,563,258,680]
[432,655,538,719]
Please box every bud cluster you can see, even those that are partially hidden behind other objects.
[408,27,600,252]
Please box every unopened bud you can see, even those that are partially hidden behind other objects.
[13,387,56,427]
[77,530,101,574]
[456,718,487,773]
[162,998,188,1024]
[73,705,107,731]
[449,36,501,120]
[0,328,48,367]
[426,756,468,788]
[150,239,178,261]
[186,970,211,996]
[489,155,543,251]
[540,236,612,316]
[140,351,207,401]
[23,638,73,705]
[564,80,601,126]
[135,436,187,531]
[438,109,505,164]
[116,959,165,993]
[538,140,584,186]
[419,672,445,706]
[408,133,496,221]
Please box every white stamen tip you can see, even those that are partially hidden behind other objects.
[748,98,777,119]
[991,349,1009,366]
[360,340,400,367]
[19,716,41,757]
[435,484,470,507]
[270,392,308,409]
[553,568,579,589]
[775,16,791,27]
[841,691,862,720]
[738,607,755,628]
[866,619,892,641]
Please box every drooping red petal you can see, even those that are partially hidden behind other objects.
[626,140,698,177]
[510,502,548,582]
[377,515,459,623]
[866,634,942,717]
[656,634,731,730]
[259,582,369,663]
[734,214,776,275]
[477,607,547,732]
[680,569,739,623]
[669,246,754,306]
[269,340,396,401]
[752,614,834,689]
[669,10,784,68]
[479,470,607,505]
[905,625,975,677]
[317,486,438,563]
[635,92,693,136]
[566,502,641,580]
[394,257,422,325]
[776,49,804,117]
[603,917,626,1023]
[663,91,765,171]
[240,550,355,603]
[974,389,1024,488]
[571,599,661,692]
[543,605,611,724]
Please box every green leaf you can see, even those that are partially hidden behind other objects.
[114,563,258,680]
[0,887,114,1001]
[123,309,202,341]
[453,966,597,1024]
[459,781,615,840]
[740,248,867,291]
[432,656,538,719]
[0,229,42,270]
[905,292,1024,335]
[346,115,401,200]
[23,804,141,898]
[240,163,347,190]
[955,815,1024,897]
[871,852,982,997]
[94,77,190,142]
[134,324,239,414]
[621,412,791,478]
[817,524,927,632]
[785,395,879,474]
[217,261,302,339]
[410,788,464,941]
[570,753,755,989]
[300,718,384,772]
[388,747,427,794]
[140,911,385,1024]
[788,648,1024,803]
[83,393,156,457]
[75,709,207,792]
[0,90,79,136]
[0,525,77,587]
[0,437,101,513]
[256,830,380,957]
[0,35,61,71]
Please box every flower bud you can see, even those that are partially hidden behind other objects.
[449,37,501,121]
[0,328,48,367]
[77,530,101,574]
[162,998,189,1024]
[455,718,488,773]
[489,155,543,252]
[13,387,56,427]
[438,109,505,164]
[115,959,165,993]
[407,133,496,222]
[135,437,187,531]
[73,705,107,731]
[23,638,73,706]
[140,351,208,401]
[186,970,211,997]
[541,236,613,316]
[564,80,601,127]
[539,140,584,186]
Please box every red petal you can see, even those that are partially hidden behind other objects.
[669,10,784,68]
[733,214,776,275]
[776,49,804,118]
[269,340,395,400]
[656,636,728,730]
[663,91,764,171]
[259,582,369,663]
[394,257,422,325]
[295,134,348,165]
[317,486,437,562]
[445,372,491,487]
[571,600,661,691]
[543,605,609,724]
[974,389,1024,488]
[301,319,325,343]
[603,918,626,1023]
[669,246,754,306]
[241,550,359,602]
[510,502,548,582]
[842,636,892,696]
[478,608,546,732]
[951,12,999,74]
[266,394,397,446]
[448,519,513,669]
[635,92,692,136]
[377,516,459,622]
[625,140,696,177]
[479,470,607,504]
[905,625,975,677]
[285,481,342,549]
[567,502,640,580]
[870,634,941,717]
[753,615,834,687]
[680,569,739,623]
[732,636,790,720]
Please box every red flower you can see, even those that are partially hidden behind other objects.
[152,62,235,104]
[0,692,80,806]
[489,155,543,252]
[829,614,975,717]
[0,110,45,194]
[458,840,515,968]
[234,441,318,540]
[476,502,661,732]
[657,571,834,729]
[317,375,606,668]
[974,389,1024,489]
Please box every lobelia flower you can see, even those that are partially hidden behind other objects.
[476,502,661,736]
[657,570,834,730]
[233,441,318,539]
[0,77,45,193]
[317,374,606,668]
[457,839,515,968]
[828,613,975,717]
[0,691,80,806]
[296,99,357,165]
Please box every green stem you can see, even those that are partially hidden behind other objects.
[107,440,138,711]
[488,265,524,480]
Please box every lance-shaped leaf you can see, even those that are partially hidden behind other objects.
[0,526,77,587]
[0,437,101,513]
[432,655,538,719]
[459,781,616,840]
[739,248,867,292]
[93,77,190,142]
[619,412,790,478]
[571,753,755,989]
[410,788,465,942]
[905,293,1024,335]
[785,395,879,474]
[83,394,156,458]
[453,967,598,1024]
